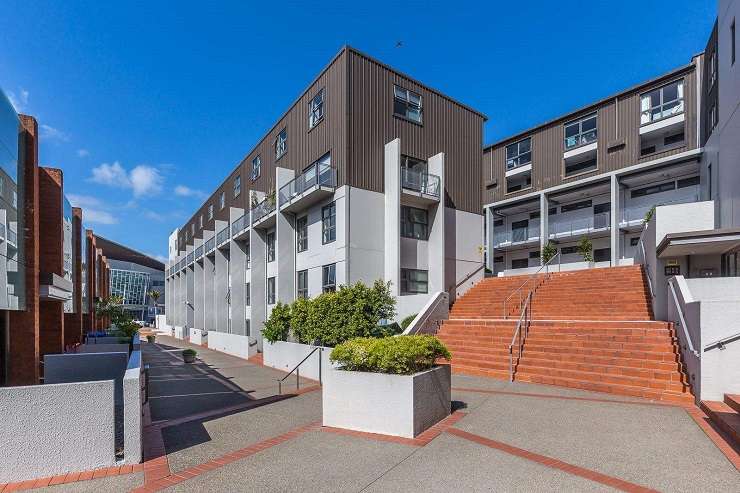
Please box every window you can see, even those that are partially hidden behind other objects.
[640,80,684,124]
[219,191,226,210]
[400,206,429,240]
[493,255,504,263]
[561,199,592,213]
[594,248,610,263]
[266,231,275,262]
[0,176,4,196]
[190,223,195,236]
[297,270,308,299]
[251,155,261,181]
[549,207,557,216]
[560,246,578,255]
[245,282,250,306]
[322,202,336,244]
[245,319,250,337]
[199,215,203,228]
[709,49,718,87]
[275,128,287,159]
[511,258,529,269]
[630,237,640,247]
[594,203,610,214]
[630,181,675,198]
[309,89,325,128]
[732,18,736,65]
[267,277,275,304]
[529,211,540,220]
[511,219,528,242]
[393,85,423,123]
[565,157,597,177]
[233,176,241,197]
[296,216,308,252]
[529,251,541,259]
[677,176,700,189]
[564,113,597,150]
[208,204,214,220]
[245,242,250,268]
[505,138,532,170]
[400,268,428,294]
[322,264,336,293]
[493,219,504,227]
[663,131,685,147]
[708,103,718,134]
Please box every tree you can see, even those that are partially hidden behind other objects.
[577,237,593,262]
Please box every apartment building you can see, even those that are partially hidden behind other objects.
[0,88,110,386]
[165,46,486,355]
[484,54,706,275]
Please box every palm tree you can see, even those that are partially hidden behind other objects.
[148,290,161,319]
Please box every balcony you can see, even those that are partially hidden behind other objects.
[549,212,610,239]
[620,195,699,230]
[401,168,440,206]
[205,237,215,254]
[493,224,541,249]
[231,213,249,239]
[563,130,597,176]
[186,252,194,265]
[194,245,203,260]
[251,197,276,229]
[279,162,336,213]
[216,225,230,247]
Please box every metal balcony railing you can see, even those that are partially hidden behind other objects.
[401,169,440,198]
[216,226,230,245]
[251,198,276,225]
[205,237,215,252]
[620,195,699,225]
[194,245,203,259]
[232,214,248,236]
[549,212,610,238]
[278,162,336,206]
[493,224,540,247]
[8,228,16,244]
[186,252,193,265]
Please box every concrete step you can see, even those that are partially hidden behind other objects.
[700,400,740,446]
[725,394,740,413]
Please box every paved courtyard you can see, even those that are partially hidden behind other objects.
[38,335,739,492]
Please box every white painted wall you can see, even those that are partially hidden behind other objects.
[262,341,335,382]
[190,328,207,345]
[347,187,385,286]
[0,380,116,482]
[207,331,255,360]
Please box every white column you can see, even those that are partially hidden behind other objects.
[193,238,204,331]
[185,245,194,338]
[249,191,267,351]
[384,138,401,297]
[229,207,246,336]
[203,230,215,331]
[610,174,620,265]
[276,167,296,305]
[539,193,549,262]
[428,152,446,294]
[214,220,229,333]
[485,208,495,271]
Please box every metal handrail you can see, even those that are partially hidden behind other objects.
[503,252,561,318]
[668,279,699,358]
[640,241,655,298]
[277,346,322,395]
[508,291,532,382]
[704,331,740,352]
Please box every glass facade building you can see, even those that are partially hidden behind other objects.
[62,196,74,313]
[0,90,25,310]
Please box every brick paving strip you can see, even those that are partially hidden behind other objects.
[0,464,145,492]
[446,428,660,493]
[684,406,740,471]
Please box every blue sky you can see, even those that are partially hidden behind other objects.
[0,1,716,261]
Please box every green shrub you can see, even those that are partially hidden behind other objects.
[330,335,451,375]
[183,348,197,357]
[265,280,396,347]
[541,241,557,263]
[577,237,593,262]
[263,302,291,343]
[400,314,417,330]
[644,206,656,223]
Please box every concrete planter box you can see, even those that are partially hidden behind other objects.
[189,328,207,346]
[183,351,196,363]
[207,331,255,360]
[323,364,451,438]
[263,341,335,381]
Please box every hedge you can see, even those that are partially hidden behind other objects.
[262,280,397,346]
[329,336,451,375]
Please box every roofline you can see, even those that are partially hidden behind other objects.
[657,227,740,255]
[93,234,165,271]
[483,60,698,151]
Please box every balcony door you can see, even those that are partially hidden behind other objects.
[593,203,610,230]
[512,220,529,243]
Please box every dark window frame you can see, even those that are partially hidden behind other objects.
[266,231,275,262]
[251,155,261,181]
[400,268,428,294]
[296,215,308,252]
[233,175,241,198]
[275,128,287,159]
[322,202,336,244]
[309,89,325,129]
[322,263,336,293]
[297,269,308,299]
[267,277,276,305]
[505,137,532,171]
[400,206,429,240]
[563,113,597,151]
[393,85,423,124]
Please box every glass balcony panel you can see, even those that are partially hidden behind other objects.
[401,168,440,198]
[278,162,336,207]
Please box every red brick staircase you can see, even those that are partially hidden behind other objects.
[438,265,694,403]
[701,394,740,447]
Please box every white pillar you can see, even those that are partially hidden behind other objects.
[610,175,620,266]
[202,229,215,331]
[193,238,204,331]
[428,152,446,294]
[229,207,246,336]
[485,208,495,271]
[214,220,229,333]
[539,193,549,263]
[384,138,401,297]
[276,167,296,305]
[249,191,267,351]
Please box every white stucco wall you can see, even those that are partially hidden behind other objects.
[122,349,143,464]
[0,380,116,482]
[207,330,255,359]
[44,352,129,405]
[190,328,207,345]
[263,341,335,382]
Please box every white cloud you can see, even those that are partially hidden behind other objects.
[7,89,29,112]
[77,149,90,157]
[143,210,165,222]
[90,162,163,197]
[67,193,118,225]
[129,165,163,197]
[174,184,206,199]
[39,124,70,142]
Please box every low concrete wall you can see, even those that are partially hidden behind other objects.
[323,365,451,438]
[403,292,449,335]
[263,341,334,381]
[174,326,184,339]
[77,343,129,354]
[207,331,255,359]
[123,349,143,464]
[0,380,116,482]
[190,328,207,346]
[45,352,129,405]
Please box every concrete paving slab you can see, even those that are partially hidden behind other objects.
[363,433,613,492]
[163,430,416,493]
[454,392,740,491]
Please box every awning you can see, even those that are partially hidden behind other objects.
[657,228,740,258]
